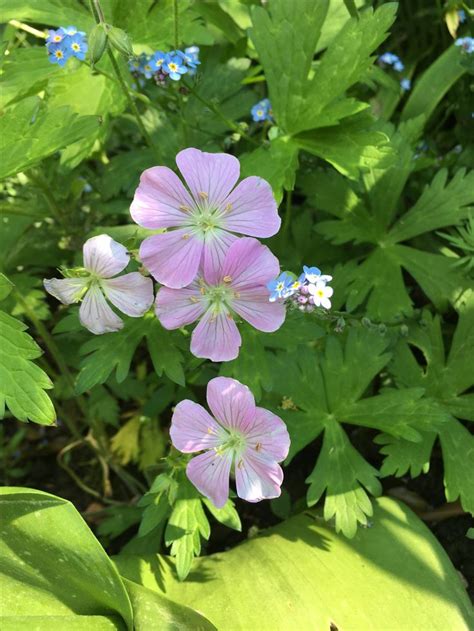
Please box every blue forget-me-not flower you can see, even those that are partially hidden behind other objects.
[251,98,272,122]
[46,26,87,66]
[455,37,474,53]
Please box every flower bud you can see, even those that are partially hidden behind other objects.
[107,26,133,58]
[88,24,107,66]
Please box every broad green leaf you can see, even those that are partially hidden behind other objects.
[146,320,186,386]
[240,137,299,203]
[439,418,474,515]
[111,0,212,48]
[0,48,60,109]
[249,0,329,133]
[0,487,133,629]
[294,116,392,179]
[299,168,361,218]
[376,431,436,478]
[0,0,93,30]
[0,310,55,425]
[364,116,425,229]
[75,318,145,394]
[393,245,468,313]
[122,578,216,631]
[386,311,474,511]
[271,328,437,534]
[301,4,397,131]
[306,421,382,537]
[0,97,100,179]
[341,388,448,440]
[202,498,242,532]
[401,45,467,122]
[387,168,474,244]
[116,498,474,631]
[0,274,14,301]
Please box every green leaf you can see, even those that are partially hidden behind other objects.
[0,97,101,179]
[122,578,216,631]
[138,493,170,538]
[115,498,473,631]
[376,431,436,478]
[401,45,467,122]
[0,487,133,629]
[306,421,382,537]
[202,498,242,532]
[0,0,93,30]
[341,388,448,440]
[250,1,396,134]
[439,417,474,515]
[0,310,55,425]
[75,319,146,394]
[240,137,299,203]
[0,48,60,110]
[295,116,392,179]
[385,311,474,511]
[146,320,186,386]
[387,168,474,244]
[164,481,211,581]
[249,0,329,134]
[0,274,14,301]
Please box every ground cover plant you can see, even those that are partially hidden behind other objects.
[1,0,473,629]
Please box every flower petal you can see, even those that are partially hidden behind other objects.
[246,408,290,462]
[83,234,129,278]
[232,287,286,332]
[130,166,195,229]
[221,238,280,288]
[206,376,256,433]
[221,176,280,237]
[235,449,284,503]
[202,228,238,286]
[139,229,203,288]
[190,308,241,362]
[79,285,123,334]
[186,449,233,508]
[170,400,227,453]
[155,282,206,329]
[100,272,154,317]
[43,277,87,304]
[176,148,240,207]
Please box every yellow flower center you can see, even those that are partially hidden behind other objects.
[55,50,64,59]
[168,62,178,72]
[72,43,80,51]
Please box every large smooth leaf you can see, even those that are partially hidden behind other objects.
[0,487,216,630]
[115,497,473,631]
[0,487,133,629]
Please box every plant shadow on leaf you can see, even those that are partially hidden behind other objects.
[115,498,473,631]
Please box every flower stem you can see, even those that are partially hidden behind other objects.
[173,0,180,49]
[8,20,46,38]
[88,0,157,152]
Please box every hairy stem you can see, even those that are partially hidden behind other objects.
[88,0,157,152]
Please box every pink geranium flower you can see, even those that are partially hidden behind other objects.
[44,234,154,334]
[155,237,286,362]
[130,147,281,288]
[170,377,290,508]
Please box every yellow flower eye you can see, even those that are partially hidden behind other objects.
[168,63,177,71]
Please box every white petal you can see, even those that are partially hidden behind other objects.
[321,297,332,309]
[101,273,154,317]
[44,277,88,304]
[83,234,129,278]
[79,285,123,334]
